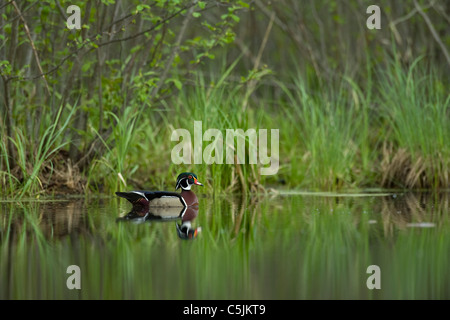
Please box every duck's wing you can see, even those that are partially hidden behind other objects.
[115,191,185,207]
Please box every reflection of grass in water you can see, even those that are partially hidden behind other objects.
[378,228,449,299]
[0,194,448,299]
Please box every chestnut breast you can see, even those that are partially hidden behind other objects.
[181,190,199,207]
[181,206,199,222]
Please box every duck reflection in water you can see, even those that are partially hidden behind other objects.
[116,198,201,240]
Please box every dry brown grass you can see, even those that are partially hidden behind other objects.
[378,192,449,237]
[40,150,86,194]
[380,143,448,189]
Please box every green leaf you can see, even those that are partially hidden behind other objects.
[198,1,206,9]
[0,60,12,75]
[173,79,182,90]
[192,12,201,18]
[136,4,150,12]
[230,14,240,22]
[238,1,250,8]
[82,61,94,73]
[166,78,183,90]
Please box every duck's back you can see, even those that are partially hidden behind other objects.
[116,191,185,207]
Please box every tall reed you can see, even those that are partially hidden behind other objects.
[377,57,449,188]
[279,72,371,190]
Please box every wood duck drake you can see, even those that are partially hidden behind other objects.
[116,172,203,214]
[116,173,202,239]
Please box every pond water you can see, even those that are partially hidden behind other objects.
[0,191,449,299]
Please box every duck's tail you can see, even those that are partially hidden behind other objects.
[115,191,148,204]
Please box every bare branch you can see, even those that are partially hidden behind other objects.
[54,0,68,20]
[11,0,51,96]
[413,0,450,68]
[96,2,197,48]
[151,5,196,98]
[242,11,275,113]
[0,1,13,11]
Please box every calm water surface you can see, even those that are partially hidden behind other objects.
[0,191,449,299]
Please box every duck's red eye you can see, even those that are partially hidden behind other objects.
[188,175,192,179]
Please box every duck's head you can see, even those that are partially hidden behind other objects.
[176,221,202,240]
[175,172,203,191]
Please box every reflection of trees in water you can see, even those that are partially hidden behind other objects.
[379,192,449,236]
[2,201,90,242]
[1,192,447,244]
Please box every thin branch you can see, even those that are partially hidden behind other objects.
[0,1,39,34]
[108,12,134,30]
[54,0,68,20]
[241,11,274,113]
[413,0,450,68]
[0,1,13,11]
[254,0,288,33]
[432,2,450,24]
[389,0,435,27]
[11,0,51,96]
[0,72,16,169]
[254,12,274,72]
[18,1,197,82]
[151,5,196,98]
[254,0,321,77]
[97,2,197,48]
[234,37,256,65]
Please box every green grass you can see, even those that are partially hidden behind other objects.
[278,71,371,190]
[0,102,77,197]
[377,57,450,188]
[0,57,449,197]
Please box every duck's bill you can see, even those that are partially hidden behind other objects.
[194,227,202,237]
[194,178,203,186]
